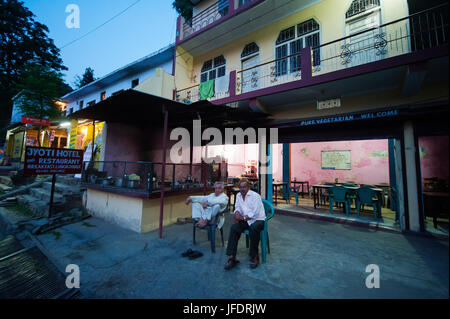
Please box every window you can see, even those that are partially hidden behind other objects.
[275,19,320,76]
[100,92,106,101]
[200,55,226,83]
[346,0,380,19]
[79,100,84,109]
[69,108,73,114]
[241,42,259,58]
[87,100,96,107]
[131,79,139,88]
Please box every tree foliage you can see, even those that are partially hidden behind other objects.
[15,64,67,120]
[172,0,194,21]
[74,67,96,89]
[0,0,67,139]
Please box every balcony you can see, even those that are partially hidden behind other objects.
[178,0,266,42]
[176,0,322,56]
[175,4,448,105]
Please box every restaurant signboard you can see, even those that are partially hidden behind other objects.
[21,116,50,126]
[24,146,83,175]
[24,146,84,218]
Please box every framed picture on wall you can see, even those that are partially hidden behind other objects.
[322,150,351,170]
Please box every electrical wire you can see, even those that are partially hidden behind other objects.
[60,0,143,49]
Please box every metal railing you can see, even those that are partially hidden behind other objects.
[81,160,224,194]
[236,52,304,95]
[312,3,448,76]
[175,76,231,104]
[182,0,230,38]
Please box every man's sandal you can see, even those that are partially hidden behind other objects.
[224,257,240,270]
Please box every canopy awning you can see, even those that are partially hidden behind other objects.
[68,89,270,129]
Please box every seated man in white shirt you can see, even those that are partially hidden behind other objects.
[224,179,266,270]
[185,182,229,228]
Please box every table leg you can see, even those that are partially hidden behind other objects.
[313,187,317,209]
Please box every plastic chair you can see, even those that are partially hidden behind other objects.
[360,184,376,188]
[193,205,227,253]
[329,186,351,216]
[243,199,275,264]
[321,183,336,206]
[286,186,299,205]
[356,187,381,219]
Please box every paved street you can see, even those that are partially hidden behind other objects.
[31,212,449,299]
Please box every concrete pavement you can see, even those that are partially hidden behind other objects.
[32,212,448,299]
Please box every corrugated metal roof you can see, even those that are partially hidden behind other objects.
[0,236,78,299]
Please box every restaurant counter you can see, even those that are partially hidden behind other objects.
[82,183,213,233]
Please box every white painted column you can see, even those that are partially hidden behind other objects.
[258,129,267,199]
[403,121,421,232]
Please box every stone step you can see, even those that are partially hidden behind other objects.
[41,182,81,195]
[0,176,13,187]
[0,184,12,192]
[55,175,81,186]
[29,188,64,204]
[16,194,65,217]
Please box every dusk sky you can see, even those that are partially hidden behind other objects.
[22,0,178,88]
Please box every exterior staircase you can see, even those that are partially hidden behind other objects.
[2,175,85,217]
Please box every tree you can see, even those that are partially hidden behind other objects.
[172,0,194,22]
[0,0,66,143]
[74,67,96,89]
[15,64,68,146]
[16,64,68,119]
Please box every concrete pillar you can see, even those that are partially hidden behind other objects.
[403,121,421,232]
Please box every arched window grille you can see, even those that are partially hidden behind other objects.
[275,19,320,76]
[346,0,380,19]
[241,42,260,58]
[200,55,226,82]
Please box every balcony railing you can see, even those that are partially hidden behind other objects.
[175,76,231,104]
[236,52,304,95]
[312,3,448,76]
[182,0,230,39]
[175,4,448,103]
[81,161,223,196]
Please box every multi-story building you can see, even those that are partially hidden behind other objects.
[173,0,449,234]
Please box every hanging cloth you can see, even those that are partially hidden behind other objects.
[199,79,215,100]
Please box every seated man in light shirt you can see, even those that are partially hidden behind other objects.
[224,179,266,270]
[185,182,229,228]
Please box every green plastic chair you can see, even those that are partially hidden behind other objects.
[329,186,351,216]
[321,182,336,205]
[360,184,377,188]
[244,199,275,264]
[286,186,300,205]
[356,187,381,219]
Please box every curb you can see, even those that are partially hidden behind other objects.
[275,208,449,240]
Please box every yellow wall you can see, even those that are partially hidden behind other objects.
[175,46,194,91]
[141,192,204,233]
[84,188,206,234]
[177,0,410,89]
[135,67,175,99]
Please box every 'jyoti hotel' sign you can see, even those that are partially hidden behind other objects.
[24,146,84,175]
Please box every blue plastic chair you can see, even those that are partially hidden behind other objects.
[356,187,381,219]
[286,186,300,205]
[243,199,275,264]
[193,205,227,253]
[329,186,351,216]
[321,182,336,206]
